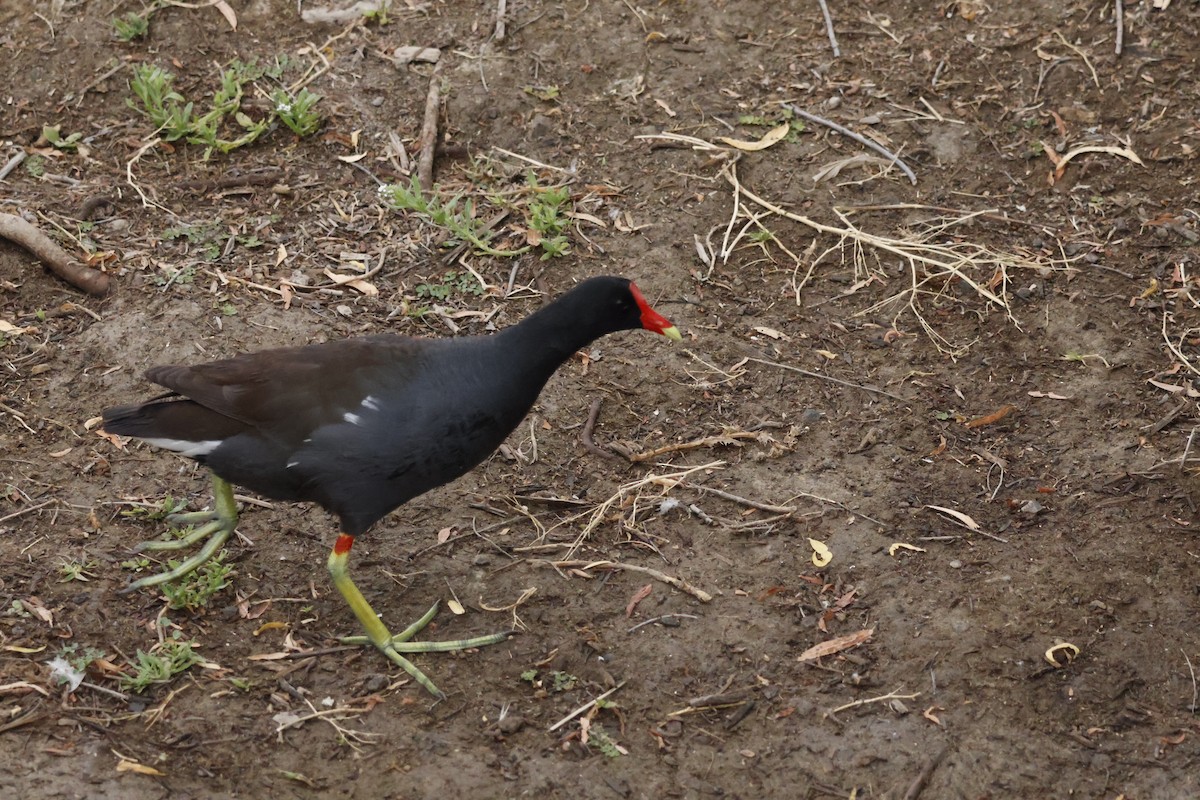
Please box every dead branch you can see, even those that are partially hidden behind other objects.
[1114,0,1124,56]
[494,0,507,42]
[581,397,619,460]
[0,212,109,295]
[630,430,768,462]
[815,0,840,57]
[538,559,714,603]
[782,103,915,184]
[417,60,445,193]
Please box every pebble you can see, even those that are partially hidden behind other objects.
[949,559,963,569]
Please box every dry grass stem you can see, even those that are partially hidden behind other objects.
[824,689,921,719]
[538,559,713,603]
[782,103,915,184]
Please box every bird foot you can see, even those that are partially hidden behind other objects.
[337,602,513,697]
[121,478,239,594]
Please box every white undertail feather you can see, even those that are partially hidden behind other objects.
[343,412,363,425]
[142,437,222,458]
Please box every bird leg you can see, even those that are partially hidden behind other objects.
[120,474,238,593]
[327,533,512,698]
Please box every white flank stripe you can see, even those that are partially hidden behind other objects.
[142,437,222,458]
[286,461,300,469]
[343,412,362,425]
[361,395,381,411]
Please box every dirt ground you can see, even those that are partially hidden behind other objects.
[3,0,1200,797]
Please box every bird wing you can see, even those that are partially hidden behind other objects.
[144,335,426,437]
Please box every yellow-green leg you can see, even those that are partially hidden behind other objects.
[120,474,238,594]
[327,533,512,698]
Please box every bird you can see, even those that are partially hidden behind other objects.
[102,276,681,696]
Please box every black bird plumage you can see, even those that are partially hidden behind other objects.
[103,276,680,695]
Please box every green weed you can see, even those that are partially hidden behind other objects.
[112,11,149,41]
[272,87,323,136]
[58,559,99,583]
[128,60,320,159]
[119,633,204,693]
[58,643,108,673]
[41,124,83,152]
[160,551,232,611]
[381,177,532,258]
[415,270,485,300]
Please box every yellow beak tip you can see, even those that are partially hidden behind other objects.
[661,326,683,342]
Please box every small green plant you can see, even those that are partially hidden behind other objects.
[7,599,31,618]
[58,643,108,672]
[128,62,271,158]
[112,11,149,41]
[220,302,238,317]
[119,632,204,693]
[41,124,84,152]
[414,270,485,300]
[588,724,625,758]
[381,178,532,258]
[272,87,323,136]
[119,495,184,521]
[160,551,232,611]
[58,559,99,583]
[129,65,194,141]
[160,223,222,262]
[550,671,578,692]
[23,155,45,177]
[522,85,560,102]
[362,0,391,24]
[121,556,151,573]
[526,179,571,260]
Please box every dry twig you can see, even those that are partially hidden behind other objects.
[815,0,840,57]
[417,60,445,193]
[0,213,109,295]
[782,103,915,184]
[538,559,713,603]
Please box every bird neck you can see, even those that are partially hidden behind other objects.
[494,292,610,379]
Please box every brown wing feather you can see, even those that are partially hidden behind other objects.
[143,335,426,434]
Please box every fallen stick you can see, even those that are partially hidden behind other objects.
[781,103,916,185]
[630,430,767,462]
[417,60,445,193]
[539,558,713,603]
[581,397,619,460]
[0,213,109,295]
[547,681,626,732]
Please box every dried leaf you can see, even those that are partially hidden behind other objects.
[719,122,790,152]
[437,526,454,544]
[964,403,1017,429]
[626,583,653,617]
[0,320,34,335]
[1027,391,1072,400]
[808,537,833,568]
[447,599,465,615]
[888,542,927,557]
[753,326,787,340]
[213,0,237,29]
[925,505,981,531]
[116,760,166,777]
[922,705,944,726]
[797,628,874,661]
[1044,641,1080,668]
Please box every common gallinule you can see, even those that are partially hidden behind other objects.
[103,276,681,696]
